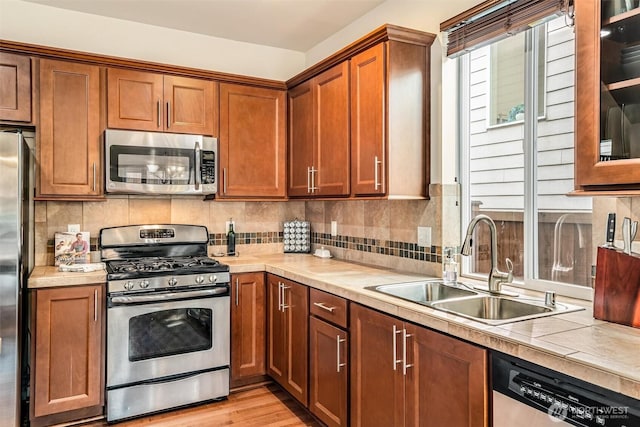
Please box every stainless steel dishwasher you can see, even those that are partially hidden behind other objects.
[492,351,639,427]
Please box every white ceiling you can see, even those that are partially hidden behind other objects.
[23,0,390,52]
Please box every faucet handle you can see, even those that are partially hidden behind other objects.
[504,258,514,283]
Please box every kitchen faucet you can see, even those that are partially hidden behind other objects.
[460,214,514,294]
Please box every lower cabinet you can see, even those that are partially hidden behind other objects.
[30,284,104,427]
[309,313,349,427]
[230,272,266,388]
[350,303,488,427]
[266,274,309,405]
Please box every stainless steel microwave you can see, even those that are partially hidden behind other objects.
[105,129,217,195]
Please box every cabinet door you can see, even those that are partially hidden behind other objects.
[32,285,103,418]
[288,81,314,197]
[107,68,163,131]
[164,75,216,135]
[309,317,348,427]
[574,1,640,190]
[404,324,488,427]
[282,278,309,405]
[230,272,266,387]
[315,61,350,196]
[39,59,102,198]
[350,303,403,427]
[219,83,286,198]
[0,52,31,122]
[350,43,385,196]
[267,274,287,384]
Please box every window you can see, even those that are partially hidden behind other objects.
[459,17,593,299]
[489,30,546,126]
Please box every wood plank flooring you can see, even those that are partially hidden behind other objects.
[82,384,322,427]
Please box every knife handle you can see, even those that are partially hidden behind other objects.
[606,213,616,246]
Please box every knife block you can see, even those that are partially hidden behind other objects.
[594,246,640,328]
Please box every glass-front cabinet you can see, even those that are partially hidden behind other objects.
[575,0,640,193]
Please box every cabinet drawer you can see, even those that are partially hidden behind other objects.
[309,288,348,328]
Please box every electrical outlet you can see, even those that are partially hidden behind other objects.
[225,221,235,233]
[417,226,431,247]
[331,221,338,237]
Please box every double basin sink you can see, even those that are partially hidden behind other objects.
[367,280,584,325]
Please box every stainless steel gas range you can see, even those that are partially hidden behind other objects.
[99,224,230,422]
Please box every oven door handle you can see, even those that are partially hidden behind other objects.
[109,288,228,305]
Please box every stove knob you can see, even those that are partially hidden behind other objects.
[139,280,150,289]
[168,277,178,287]
[195,276,204,284]
[124,281,134,290]
[208,275,218,283]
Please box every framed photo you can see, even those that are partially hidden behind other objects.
[55,231,90,265]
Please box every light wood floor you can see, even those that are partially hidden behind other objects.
[81,383,322,427]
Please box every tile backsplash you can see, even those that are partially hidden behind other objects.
[36,186,454,277]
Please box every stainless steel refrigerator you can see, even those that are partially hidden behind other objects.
[0,129,35,427]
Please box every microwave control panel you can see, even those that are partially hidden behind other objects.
[201,151,216,184]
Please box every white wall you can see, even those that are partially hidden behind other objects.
[0,0,305,80]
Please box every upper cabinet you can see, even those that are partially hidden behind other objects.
[288,61,350,197]
[0,52,32,122]
[219,83,287,199]
[38,59,103,199]
[575,1,640,193]
[287,25,435,199]
[107,68,217,136]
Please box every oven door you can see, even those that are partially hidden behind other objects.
[107,289,229,387]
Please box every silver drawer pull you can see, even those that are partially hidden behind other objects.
[313,302,336,313]
[392,324,402,370]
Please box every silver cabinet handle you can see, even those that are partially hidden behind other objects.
[223,168,228,194]
[157,100,161,128]
[235,277,239,306]
[281,284,291,310]
[313,302,335,313]
[310,166,318,193]
[277,282,282,311]
[402,329,413,376]
[92,162,96,192]
[392,324,402,371]
[336,335,347,372]
[166,101,171,128]
[94,289,98,322]
[374,156,383,190]
[307,166,311,193]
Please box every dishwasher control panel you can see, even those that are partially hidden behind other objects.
[493,352,639,427]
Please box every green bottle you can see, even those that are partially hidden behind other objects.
[227,219,236,256]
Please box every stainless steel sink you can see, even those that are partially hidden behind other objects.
[431,296,551,324]
[367,280,584,325]
[370,280,478,304]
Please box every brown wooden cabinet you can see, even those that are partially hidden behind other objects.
[288,61,350,197]
[31,285,104,427]
[574,2,640,193]
[350,303,488,427]
[266,274,308,405]
[107,68,216,136]
[309,289,349,427]
[219,83,286,199]
[230,272,266,388]
[38,59,103,199]
[350,34,434,198]
[0,52,31,122]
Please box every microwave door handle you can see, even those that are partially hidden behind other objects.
[194,141,201,190]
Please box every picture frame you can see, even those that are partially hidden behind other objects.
[55,231,90,265]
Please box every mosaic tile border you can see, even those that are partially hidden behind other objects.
[311,232,442,263]
[209,231,283,246]
[46,233,441,264]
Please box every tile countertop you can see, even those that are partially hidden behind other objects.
[28,254,640,400]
